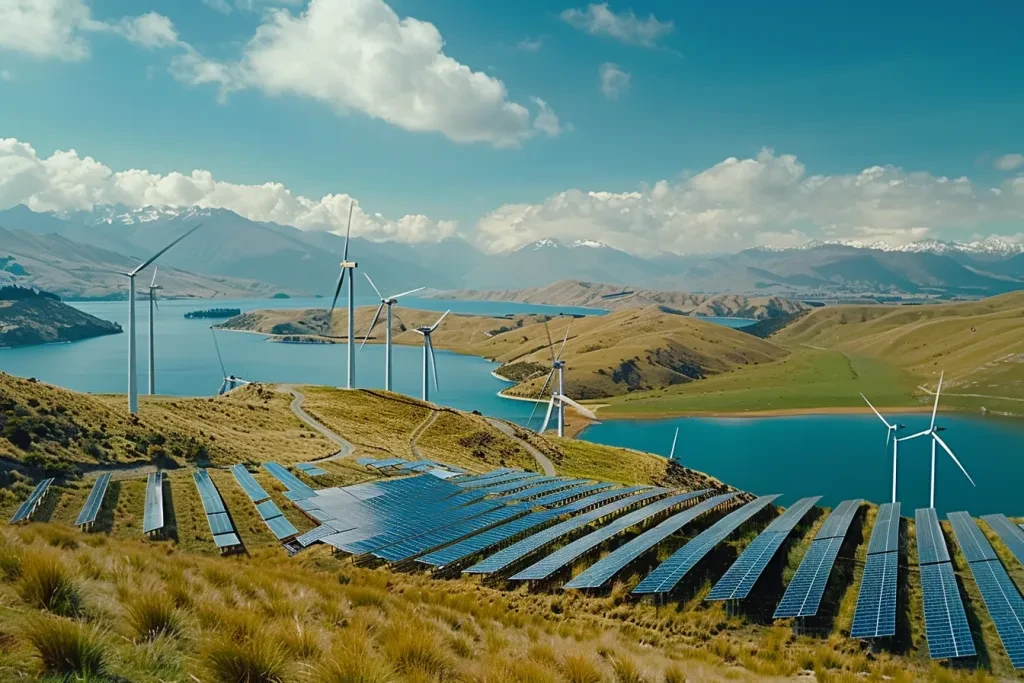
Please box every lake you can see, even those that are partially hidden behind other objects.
[3,298,1019,516]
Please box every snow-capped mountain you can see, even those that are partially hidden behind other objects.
[516,237,615,251]
[792,237,1024,257]
[58,204,217,226]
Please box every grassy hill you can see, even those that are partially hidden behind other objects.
[0,286,121,348]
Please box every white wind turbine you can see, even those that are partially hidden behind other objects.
[412,311,449,402]
[359,274,424,392]
[328,203,357,389]
[147,267,162,395]
[211,329,250,396]
[898,372,975,508]
[861,393,905,504]
[669,427,680,461]
[117,224,202,414]
[527,319,597,437]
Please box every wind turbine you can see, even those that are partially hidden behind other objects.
[211,329,250,395]
[861,393,905,504]
[117,224,202,414]
[359,274,424,392]
[669,427,680,461]
[329,203,357,389]
[897,372,975,508]
[147,267,163,395]
[527,319,586,438]
[412,311,449,402]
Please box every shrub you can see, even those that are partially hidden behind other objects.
[125,592,181,640]
[202,633,290,683]
[18,551,84,617]
[23,614,107,678]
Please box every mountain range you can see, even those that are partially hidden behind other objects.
[0,204,1022,299]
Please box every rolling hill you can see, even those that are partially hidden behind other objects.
[0,287,121,348]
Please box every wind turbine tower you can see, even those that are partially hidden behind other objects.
[147,267,163,395]
[118,224,202,414]
[413,311,450,402]
[361,274,424,392]
[329,204,357,389]
[860,393,905,503]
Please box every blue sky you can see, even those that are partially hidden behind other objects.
[1,0,1023,254]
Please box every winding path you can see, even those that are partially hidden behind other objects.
[409,410,440,460]
[278,385,355,462]
[487,418,556,476]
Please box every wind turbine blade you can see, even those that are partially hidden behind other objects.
[539,397,555,434]
[427,336,439,392]
[211,329,227,378]
[363,273,383,300]
[860,393,893,429]
[669,427,679,459]
[897,429,931,442]
[342,202,354,261]
[430,309,450,331]
[150,266,159,288]
[885,428,892,451]
[557,395,597,421]
[930,371,943,431]
[933,433,975,487]
[360,303,385,350]
[525,369,556,430]
[153,291,160,310]
[543,321,556,366]
[556,319,573,360]
[329,268,346,314]
[130,223,202,276]
[390,286,425,300]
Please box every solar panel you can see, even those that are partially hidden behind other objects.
[512,490,712,581]
[920,561,976,659]
[915,507,950,565]
[265,515,299,540]
[465,489,668,575]
[560,486,651,514]
[295,524,336,547]
[230,464,270,502]
[491,479,590,503]
[982,514,1024,568]
[966,557,1024,669]
[142,472,164,534]
[948,512,998,564]
[566,492,738,590]
[851,551,899,638]
[10,478,54,523]
[213,532,241,548]
[342,499,506,555]
[193,470,226,515]
[262,462,315,496]
[456,471,538,489]
[256,499,283,521]
[208,512,234,536]
[450,468,515,484]
[708,496,821,601]
[633,494,780,595]
[773,500,862,617]
[867,503,901,555]
[476,475,555,496]
[418,509,559,568]
[374,505,528,563]
[531,482,614,508]
[368,458,407,469]
[295,464,328,477]
[74,473,112,527]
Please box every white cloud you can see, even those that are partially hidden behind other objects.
[201,0,234,14]
[598,62,630,99]
[516,36,544,52]
[172,0,561,148]
[107,12,180,49]
[475,149,1024,254]
[0,137,457,244]
[995,153,1024,172]
[560,3,673,49]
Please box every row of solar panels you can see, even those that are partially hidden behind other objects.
[193,469,242,550]
[355,456,467,477]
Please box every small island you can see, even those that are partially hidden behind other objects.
[184,308,242,320]
[0,285,121,348]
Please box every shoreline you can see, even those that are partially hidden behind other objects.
[591,404,942,421]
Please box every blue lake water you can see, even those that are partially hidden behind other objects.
[2,298,1019,516]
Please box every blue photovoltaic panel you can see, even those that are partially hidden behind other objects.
[851,551,899,638]
[450,468,514,484]
[477,475,554,496]
[532,482,613,508]
[916,507,951,565]
[295,524,336,547]
[492,479,589,503]
[74,473,112,527]
[230,464,270,502]
[465,489,668,575]
[265,515,299,540]
[263,462,315,496]
[982,514,1024,568]
[296,464,328,477]
[920,561,976,660]
[343,499,505,555]
[966,557,1024,669]
[816,499,863,540]
[867,503,901,555]
[213,532,241,548]
[417,509,559,568]
[708,496,821,601]
[10,478,54,524]
[208,512,234,536]
[457,472,538,489]
[558,486,649,513]
[374,505,528,562]
[566,493,738,590]
[194,470,226,515]
[256,499,283,521]
[368,458,407,469]
[948,512,998,564]
[142,472,164,534]
[512,490,711,581]
[633,495,779,595]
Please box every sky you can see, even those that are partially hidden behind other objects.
[1,0,1023,255]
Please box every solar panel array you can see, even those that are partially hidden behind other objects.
[230,464,269,502]
[10,478,53,524]
[142,472,165,534]
[633,494,780,595]
[565,492,738,590]
[915,507,975,660]
[254,499,299,540]
[295,462,328,477]
[491,478,589,503]
[194,470,242,550]
[708,496,821,601]
[851,502,901,638]
[263,462,315,500]
[74,473,112,527]
[774,499,862,618]
[949,511,1024,668]
[512,490,712,581]
[982,514,1024,568]
[374,504,529,563]
[530,482,613,507]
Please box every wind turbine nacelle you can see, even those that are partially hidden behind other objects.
[341,261,358,268]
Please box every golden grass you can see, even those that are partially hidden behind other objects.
[301,387,432,459]
[415,410,537,472]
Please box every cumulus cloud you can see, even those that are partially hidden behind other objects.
[172,0,562,148]
[0,137,457,244]
[599,62,630,99]
[560,3,673,49]
[995,153,1024,172]
[475,149,1024,254]
[105,12,180,48]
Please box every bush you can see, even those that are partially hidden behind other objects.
[203,633,290,683]
[125,592,181,641]
[23,614,107,678]
[18,551,84,617]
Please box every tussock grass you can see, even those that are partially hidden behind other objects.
[23,614,108,679]
[124,592,181,641]
[202,631,289,683]
[380,619,454,679]
[18,550,83,617]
